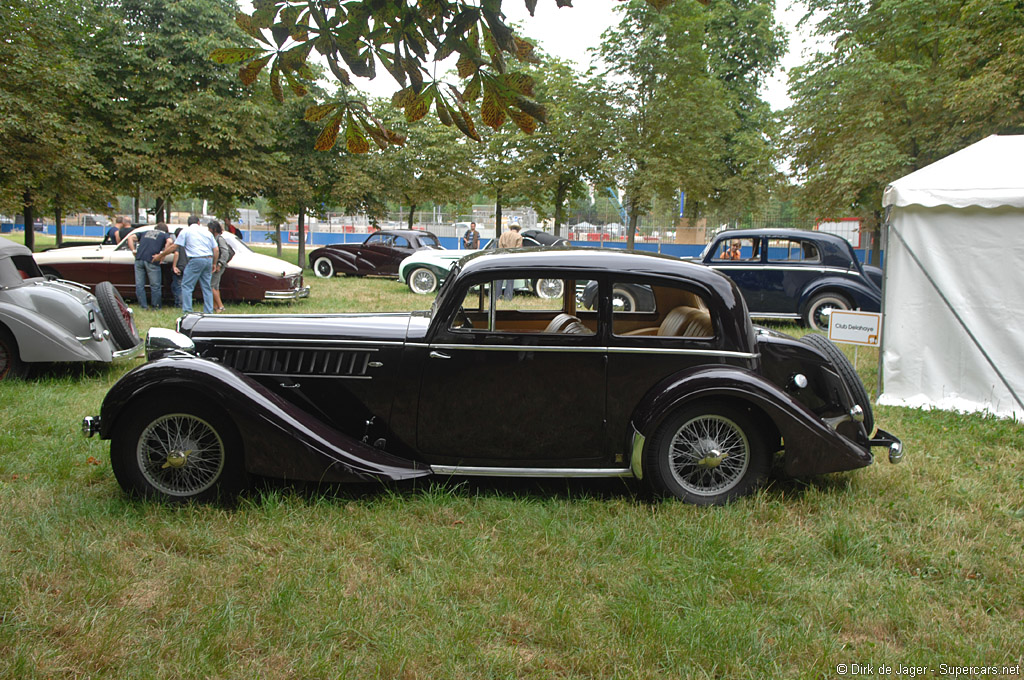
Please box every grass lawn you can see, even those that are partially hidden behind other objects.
[1,236,1022,678]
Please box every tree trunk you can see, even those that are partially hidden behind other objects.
[22,189,35,252]
[494,188,503,240]
[406,203,416,229]
[133,187,140,223]
[297,206,307,270]
[870,210,882,266]
[553,178,568,237]
[54,197,63,247]
[155,197,166,223]
[275,224,282,258]
[626,202,639,251]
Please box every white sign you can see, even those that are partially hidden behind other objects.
[827,310,882,347]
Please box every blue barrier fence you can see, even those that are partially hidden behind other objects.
[2,223,883,266]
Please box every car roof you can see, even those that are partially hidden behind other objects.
[0,237,32,259]
[715,228,854,247]
[379,229,436,238]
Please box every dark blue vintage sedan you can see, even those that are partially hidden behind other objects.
[698,229,882,330]
[82,248,901,506]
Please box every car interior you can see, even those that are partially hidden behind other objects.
[451,277,713,339]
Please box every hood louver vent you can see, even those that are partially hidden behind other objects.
[213,346,372,378]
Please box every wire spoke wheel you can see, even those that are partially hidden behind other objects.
[667,414,751,497]
[534,278,564,299]
[409,268,438,294]
[137,413,226,497]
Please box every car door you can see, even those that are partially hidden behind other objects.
[758,237,823,316]
[358,233,398,274]
[416,273,607,467]
[602,277,725,451]
[705,236,767,312]
[387,235,417,273]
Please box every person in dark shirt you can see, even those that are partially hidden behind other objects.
[127,223,175,309]
[102,217,121,245]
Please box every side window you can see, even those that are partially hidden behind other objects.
[364,233,385,246]
[450,276,596,335]
[767,239,820,262]
[712,238,756,261]
[393,236,411,249]
[612,282,713,339]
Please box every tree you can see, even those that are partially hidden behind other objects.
[785,0,1024,262]
[0,0,115,250]
[370,105,480,228]
[601,0,735,249]
[93,0,280,222]
[215,0,703,152]
[513,60,616,236]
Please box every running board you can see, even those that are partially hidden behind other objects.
[430,465,634,479]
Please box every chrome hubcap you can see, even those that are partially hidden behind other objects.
[668,415,750,496]
[137,414,225,497]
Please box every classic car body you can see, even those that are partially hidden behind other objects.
[0,237,142,379]
[33,226,310,303]
[398,229,569,295]
[310,230,442,279]
[84,248,902,505]
[696,229,882,330]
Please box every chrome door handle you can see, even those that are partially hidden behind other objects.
[429,350,451,360]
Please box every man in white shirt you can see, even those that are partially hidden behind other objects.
[173,216,219,313]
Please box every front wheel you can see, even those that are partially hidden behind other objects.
[408,267,439,294]
[110,400,245,502]
[644,403,768,505]
[803,292,850,331]
[313,257,335,279]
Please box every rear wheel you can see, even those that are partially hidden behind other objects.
[0,327,28,381]
[644,403,768,505]
[800,333,874,433]
[408,267,439,294]
[313,257,335,278]
[95,281,139,350]
[611,286,638,312]
[110,399,245,502]
[803,292,850,331]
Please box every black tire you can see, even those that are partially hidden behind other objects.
[800,333,875,434]
[644,403,769,505]
[533,278,564,299]
[0,326,28,381]
[802,292,850,331]
[110,398,246,502]
[408,267,439,295]
[95,281,140,351]
[313,257,334,279]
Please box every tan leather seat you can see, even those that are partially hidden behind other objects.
[545,313,581,333]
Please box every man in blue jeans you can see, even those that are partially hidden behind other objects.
[126,222,174,309]
[174,217,219,313]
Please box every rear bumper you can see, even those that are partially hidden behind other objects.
[869,428,904,464]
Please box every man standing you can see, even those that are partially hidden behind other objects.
[462,222,480,249]
[497,224,523,300]
[103,217,122,245]
[126,223,174,309]
[174,216,219,313]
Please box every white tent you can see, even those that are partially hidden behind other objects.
[878,134,1024,419]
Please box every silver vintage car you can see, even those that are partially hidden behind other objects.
[0,237,142,380]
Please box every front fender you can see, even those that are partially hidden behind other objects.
[631,366,873,477]
[98,356,429,483]
[799,276,881,312]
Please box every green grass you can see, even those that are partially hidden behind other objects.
[2,249,1023,678]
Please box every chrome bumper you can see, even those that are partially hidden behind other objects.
[264,285,311,300]
[869,428,904,464]
[113,339,145,362]
[82,416,101,438]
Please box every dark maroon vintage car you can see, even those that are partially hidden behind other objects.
[309,229,442,279]
[83,249,902,505]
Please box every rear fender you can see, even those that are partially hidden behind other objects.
[631,366,872,477]
[98,356,429,483]
[798,276,881,311]
[0,299,112,362]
